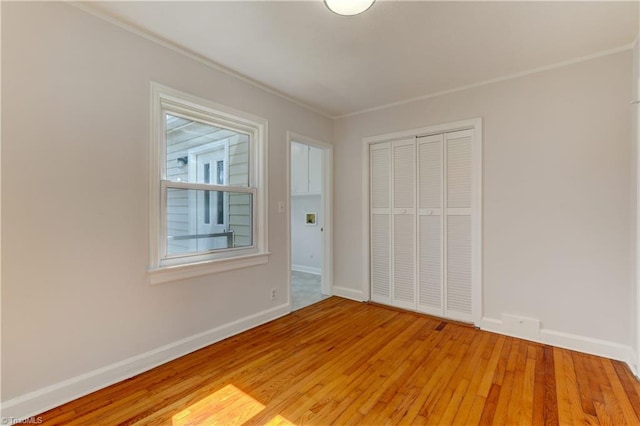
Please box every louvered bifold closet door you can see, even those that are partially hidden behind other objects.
[417,135,444,316]
[392,139,416,309]
[445,129,474,322]
[370,143,392,305]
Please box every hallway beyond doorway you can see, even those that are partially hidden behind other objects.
[291,271,329,310]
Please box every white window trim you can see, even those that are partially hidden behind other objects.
[148,83,269,285]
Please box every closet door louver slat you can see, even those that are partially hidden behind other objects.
[447,215,472,314]
[393,142,415,209]
[370,143,392,304]
[392,139,416,308]
[419,215,442,310]
[447,133,472,209]
[445,130,474,321]
[371,147,390,209]
[419,138,442,209]
[371,215,390,299]
[394,215,415,305]
[417,135,444,315]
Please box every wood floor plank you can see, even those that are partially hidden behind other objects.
[449,333,494,425]
[601,359,640,424]
[531,344,546,426]
[554,347,574,425]
[519,354,536,425]
[506,339,528,424]
[476,335,506,398]
[572,352,601,417]
[542,345,560,425]
[425,330,484,424]
[594,399,617,426]
[478,383,501,425]
[612,360,640,421]
[364,327,449,424]
[489,339,519,425]
[600,382,629,425]
[32,297,640,425]
[421,337,475,421]
[564,348,588,425]
[463,395,487,426]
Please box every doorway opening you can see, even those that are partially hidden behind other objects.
[289,135,332,310]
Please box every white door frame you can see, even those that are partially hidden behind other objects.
[287,132,333,304]
[361,118,483,324]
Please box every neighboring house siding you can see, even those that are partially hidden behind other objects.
[227,135,252,247]
[166,115,192,255]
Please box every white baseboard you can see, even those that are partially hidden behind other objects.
[1,303,291,420]
[480,317,636,374]
[332,285,365,302]
[291,264,322,275]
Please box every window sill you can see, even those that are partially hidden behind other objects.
[148,252,271,285]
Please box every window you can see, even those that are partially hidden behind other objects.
[148,84,269,284]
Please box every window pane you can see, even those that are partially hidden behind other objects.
[166,188,253,256]
[166,113,250,186]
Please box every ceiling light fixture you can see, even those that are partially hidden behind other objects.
[324,0,375,16]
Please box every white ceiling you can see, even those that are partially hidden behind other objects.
[87,1,639,118]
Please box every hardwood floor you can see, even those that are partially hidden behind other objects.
[38,297,640,425]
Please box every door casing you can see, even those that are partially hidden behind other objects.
[287,132,333,307]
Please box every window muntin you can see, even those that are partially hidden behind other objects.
[216,161,224,225]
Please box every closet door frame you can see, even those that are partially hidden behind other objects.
[361,118,482,324]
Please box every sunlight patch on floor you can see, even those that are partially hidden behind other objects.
[171,384,295,425]
[264,414,296,425]
[172,384,263,425]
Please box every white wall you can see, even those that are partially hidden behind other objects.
[291,195,322,272]
[334,51,634,349]
[1,1,332,410]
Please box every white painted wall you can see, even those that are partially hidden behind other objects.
[334,50,634,349]
[291,195,322,273]
[1,1,332,410]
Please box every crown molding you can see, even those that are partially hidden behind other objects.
[66,2,638,122]
[67,1,333,120]
[335,42,635,119]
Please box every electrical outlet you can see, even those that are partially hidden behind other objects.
[270,288,277,300]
